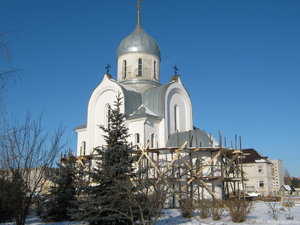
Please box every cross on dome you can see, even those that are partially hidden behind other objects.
[137,0,144,25]
[173,65,179,75]
[105,64,111,74]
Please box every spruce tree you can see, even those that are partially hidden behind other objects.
[0,172,26,223]
[41,151,78,222]
[76,93,137,225]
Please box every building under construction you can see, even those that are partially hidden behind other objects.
[73,134,245,207]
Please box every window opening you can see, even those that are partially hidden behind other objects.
[82,141,86,156]
[123,60,127,79]
[135,133,140,145]
[138,58,142,76]
[154,61,157,80]
[151,134,154,148]
[174,105,179,132]
[259,181,264,188]
[105,104,111,130]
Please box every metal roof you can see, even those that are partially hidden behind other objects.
[166,128,212,148]
[141,83,172,117]
[74,124,87,131]
[127,105,161,120]
[117,24,161,60]
[121,81,172,118]
[119,84,142,116]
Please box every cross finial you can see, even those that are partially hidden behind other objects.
[105,64,111,74]
[173,65,178,75]
[137,0,144,25]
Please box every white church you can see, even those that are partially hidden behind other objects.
[74,4,218,157]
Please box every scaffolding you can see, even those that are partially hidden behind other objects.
[130,140,245,207]
[71,136,246,207]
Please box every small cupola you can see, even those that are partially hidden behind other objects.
[117,24,161,60]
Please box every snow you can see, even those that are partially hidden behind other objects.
[156,200,300,225]
[255,159,267,163]
[282,185,292,191]
[1,199,300,225]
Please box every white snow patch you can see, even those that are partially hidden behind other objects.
[2,200,300,225]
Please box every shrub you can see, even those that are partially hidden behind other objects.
[226,199,251,223]
[210,200,224,220]
[265,201,281,220]
[197,199,210,219]
[179,198,194,218]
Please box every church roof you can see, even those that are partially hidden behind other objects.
[119,83,142,116]
[120,81,171,118]
[166,128,213,148]
[127,105,161,120]
[121,78,186,119]
[74,124,87,131]
[117,24,161,60]
[142,82,172,117]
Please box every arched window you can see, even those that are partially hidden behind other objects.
[151,134,155,148]
[82,141,86,156]
[154,61,157,80]
[174,105,179,132]
[135,133,140,145]
[123,60,127,79]
[138,58,142,76]
[104,104,111,130]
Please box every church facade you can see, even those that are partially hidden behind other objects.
[72,5,251,202]
[75,7,217,158]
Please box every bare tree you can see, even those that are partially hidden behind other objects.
[284,168,292,185]
[0,114,65,225]
[0,31,21,126]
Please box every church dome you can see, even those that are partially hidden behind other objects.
[117,24,161,60]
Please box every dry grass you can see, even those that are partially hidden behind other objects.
[282,201,295,207]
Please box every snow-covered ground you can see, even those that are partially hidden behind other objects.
[157,200,300,225]
[1,199,300,225]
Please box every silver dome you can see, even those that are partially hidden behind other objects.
[117,24,161,60]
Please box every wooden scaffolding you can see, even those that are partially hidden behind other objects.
[131,140,245,207]
[71,138,246,208]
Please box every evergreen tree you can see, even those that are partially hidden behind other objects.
[75,93,137,225]
[41,151,78,222]
[0,171,26,223]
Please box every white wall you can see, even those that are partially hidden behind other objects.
[85,75,125,154]
[126,118,146,147]
[117,53,160,83]
[243,162,273,196]
[165,82,193,142]
[76,128,87,156]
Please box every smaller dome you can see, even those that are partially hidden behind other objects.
[117,24,161,60]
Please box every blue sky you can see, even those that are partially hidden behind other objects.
[1,0,300,176]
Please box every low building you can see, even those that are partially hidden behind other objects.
[279,185,296,195]
[242,149,273,196]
